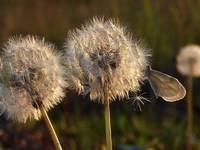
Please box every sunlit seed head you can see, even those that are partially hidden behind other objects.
[63,17,149,103]
[0,36,67,123]
[176,44,200,77]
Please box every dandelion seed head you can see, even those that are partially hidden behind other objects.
[63,18,149,103]
[176,44,200,77]
[0,36,66,123]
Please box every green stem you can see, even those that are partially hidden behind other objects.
[104,95,113,150]
[187,74,193,150]
[40,106,63,150]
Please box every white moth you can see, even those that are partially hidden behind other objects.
[146,66,186,102]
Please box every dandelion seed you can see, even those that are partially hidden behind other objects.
[176,44,199,150]
[176,45,200,77]
[129,93,150,111]
[63,18,149,103]
[62,17,149,150]
[0,36,66,123]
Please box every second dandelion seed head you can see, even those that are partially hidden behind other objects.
[63,18,149,103]
[177,44,200,77]
[0,36,66,123]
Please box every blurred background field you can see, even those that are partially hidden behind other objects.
[1,0,200,149]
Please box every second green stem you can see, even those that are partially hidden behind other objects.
[187,74,193,150]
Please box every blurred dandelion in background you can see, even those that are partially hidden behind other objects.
[63,17,149,150]
[0,36,66,150]
[176,44,200,150]
[177,45,200,77]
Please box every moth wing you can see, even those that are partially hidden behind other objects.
[149,69,186,102]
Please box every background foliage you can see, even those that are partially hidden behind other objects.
[1,0,200,149]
